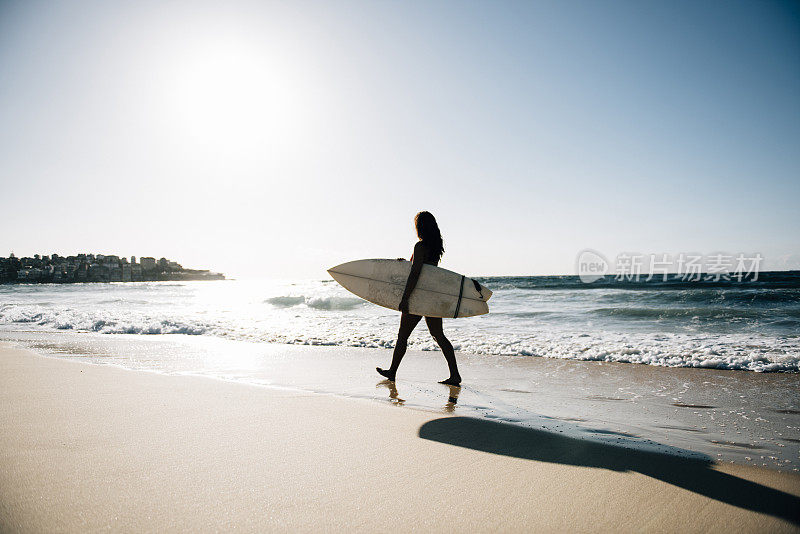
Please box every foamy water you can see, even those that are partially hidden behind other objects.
[1,273,798,372]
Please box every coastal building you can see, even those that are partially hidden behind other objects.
[88,264,107,282]
[140,257,156,272]
[75,263,88,281]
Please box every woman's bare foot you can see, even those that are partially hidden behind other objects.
[376,367,396,381]
[438,376,461,386]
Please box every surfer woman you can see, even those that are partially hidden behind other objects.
[377,211,462,386]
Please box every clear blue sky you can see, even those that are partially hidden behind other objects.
[1,0,798,277]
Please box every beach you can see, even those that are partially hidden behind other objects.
[3,0,798,529]
[2,343,799,532]
[3,0,798,530]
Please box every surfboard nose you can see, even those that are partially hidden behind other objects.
[327,264,349,283]
[327,262,351,275]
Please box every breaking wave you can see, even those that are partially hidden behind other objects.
[265,296,306,307]
[265,295,364,310]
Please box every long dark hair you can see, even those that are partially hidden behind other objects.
[415,211,444,262]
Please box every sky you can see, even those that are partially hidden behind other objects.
[1,0,798,278]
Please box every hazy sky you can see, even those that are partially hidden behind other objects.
[1,0,798,278]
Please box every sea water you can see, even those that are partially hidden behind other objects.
[1,272,798,372]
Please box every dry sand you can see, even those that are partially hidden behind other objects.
[1,343,799,533]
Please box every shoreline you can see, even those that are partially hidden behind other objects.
[3,323,799,374]
[2,343,800,532]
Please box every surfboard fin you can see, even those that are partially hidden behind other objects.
[472,279,483,298]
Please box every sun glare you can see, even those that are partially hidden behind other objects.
[159,38,313,153]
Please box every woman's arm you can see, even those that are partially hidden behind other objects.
[399,242,425,313]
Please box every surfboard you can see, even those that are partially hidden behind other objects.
[327,259,492,318]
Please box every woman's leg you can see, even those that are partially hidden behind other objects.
[377,312,422,381]
[425,317,461,385]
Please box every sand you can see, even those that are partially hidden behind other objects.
[1,343,799,533]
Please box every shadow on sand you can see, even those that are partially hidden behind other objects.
[419,416,800,526]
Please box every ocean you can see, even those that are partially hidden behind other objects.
[1,271,799,372]
[1,272,798,471]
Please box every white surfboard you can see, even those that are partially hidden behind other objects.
[327,259,492,318]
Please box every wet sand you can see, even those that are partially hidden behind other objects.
[1,343,799,532]
[3,329,798,470]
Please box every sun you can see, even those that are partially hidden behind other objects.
[157,36,312,154]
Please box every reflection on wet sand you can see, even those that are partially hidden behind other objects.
[445,384,460,413]
[377,380,461,412]
[377,380,405,405]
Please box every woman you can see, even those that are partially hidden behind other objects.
[376,211,462,386]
